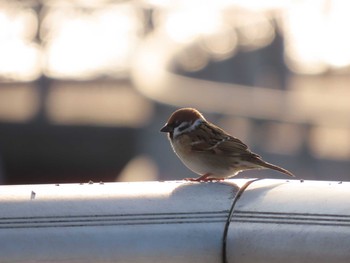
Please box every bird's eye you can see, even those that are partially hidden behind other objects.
[172,120,181,128]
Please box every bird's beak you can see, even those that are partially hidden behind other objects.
[160,124,173,133]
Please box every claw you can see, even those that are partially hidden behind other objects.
[184,174,225,182]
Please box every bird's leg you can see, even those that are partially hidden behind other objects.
[184,173,224,182]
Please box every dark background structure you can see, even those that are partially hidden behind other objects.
[0,1,349,184]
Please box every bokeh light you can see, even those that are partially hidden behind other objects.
[283,0,350,74]
[0,3,40,81]
[41,3,143,79]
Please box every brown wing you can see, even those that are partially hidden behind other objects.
[187,122,295,176]
[190,122,253,156]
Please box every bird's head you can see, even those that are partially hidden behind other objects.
[160,108,205,139]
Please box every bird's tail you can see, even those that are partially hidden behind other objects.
[256,159,295,177]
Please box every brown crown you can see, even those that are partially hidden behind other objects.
[166,108,205,125]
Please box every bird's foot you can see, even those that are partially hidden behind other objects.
[184,174,225,182]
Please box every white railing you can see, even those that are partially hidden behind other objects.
[0,179,349,263]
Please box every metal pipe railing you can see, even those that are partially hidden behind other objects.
[0,179,349,263]
[227,179,350,263]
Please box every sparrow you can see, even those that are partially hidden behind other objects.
[160,108,294,181]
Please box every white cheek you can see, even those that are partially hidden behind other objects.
[173,128,183,138]
[173,123,190,137]
[173,119,203,138]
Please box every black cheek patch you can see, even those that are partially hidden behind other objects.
[178,123,191,132]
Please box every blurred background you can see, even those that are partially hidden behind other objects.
[0,0,349,184]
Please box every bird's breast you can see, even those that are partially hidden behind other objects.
[170,134,213,175]
[170,134,193,155]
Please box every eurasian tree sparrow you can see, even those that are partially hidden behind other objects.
[161,108,294,181]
